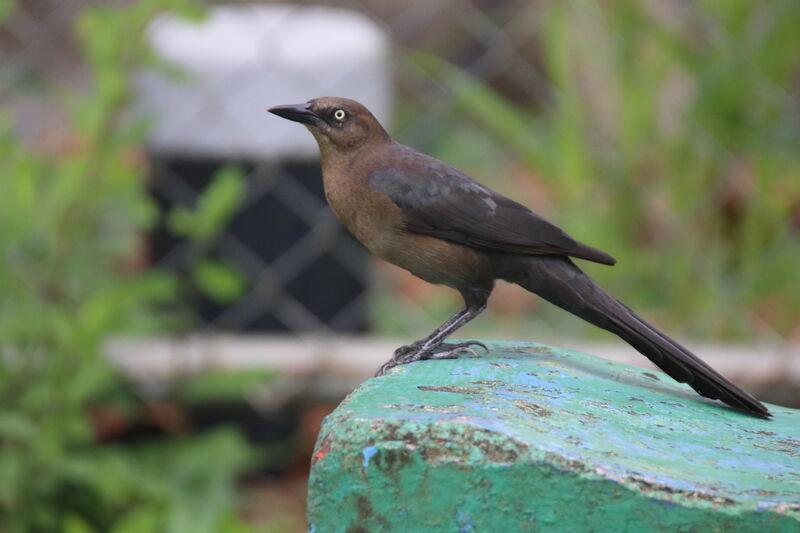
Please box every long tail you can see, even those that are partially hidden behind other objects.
[496,255,770,418]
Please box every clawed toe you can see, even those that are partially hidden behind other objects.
[375,340,489,376]
[428,346,478,360]
[428,341,486,360]
[445,340,489,353]
[375,351,420,377]
[375,359,397,377]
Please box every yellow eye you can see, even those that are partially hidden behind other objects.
[333,109,346,121]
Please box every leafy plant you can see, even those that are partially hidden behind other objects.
[0,1,259,532]
[399,0,800,341]
[168,165,248,304]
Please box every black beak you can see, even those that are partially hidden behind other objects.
[268,103,319,125]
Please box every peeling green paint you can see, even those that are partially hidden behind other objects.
[308,341,800,532]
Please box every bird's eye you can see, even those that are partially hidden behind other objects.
[333,109,346,121]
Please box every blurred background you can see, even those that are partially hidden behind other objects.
[2,0,799,531]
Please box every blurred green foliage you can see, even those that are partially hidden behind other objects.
[399,0,800,341]
[0,1,261,532]
[168,166,248,304]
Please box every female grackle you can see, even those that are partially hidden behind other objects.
[269,97,770,418]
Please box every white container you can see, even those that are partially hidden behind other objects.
[136,4,392,159]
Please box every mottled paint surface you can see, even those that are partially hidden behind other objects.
[308,341,800,533]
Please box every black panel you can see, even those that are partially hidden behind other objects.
[147,154,370,333]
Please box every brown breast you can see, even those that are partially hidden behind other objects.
[320,147,494,290]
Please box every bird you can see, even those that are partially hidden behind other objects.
[268,96,770,418]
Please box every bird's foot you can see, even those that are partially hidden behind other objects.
[428,340,488,359]
[375,340,488,376]
[392,340,424,360]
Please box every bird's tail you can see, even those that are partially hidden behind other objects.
[496,255,770,418]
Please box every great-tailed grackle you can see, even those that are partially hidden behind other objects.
[269,97,770,418]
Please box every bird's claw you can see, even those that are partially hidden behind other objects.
[446,340,489,353]
[375,340,488,377]
[429,346,478,360]
[375,359,398,377]
[427,340,487,360]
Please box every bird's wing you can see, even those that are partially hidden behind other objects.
[369,150,616,265]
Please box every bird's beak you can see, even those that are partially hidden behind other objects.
[268,103,319,125]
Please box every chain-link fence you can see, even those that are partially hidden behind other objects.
[4,0,799,344]
[148,155,371,333]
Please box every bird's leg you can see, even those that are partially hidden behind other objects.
[376,288,490,376]
[391,309,470,359]
[376,309,484,376]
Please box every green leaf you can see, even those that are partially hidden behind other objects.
[167,206,197,239]
[193,166,245,243]
[166,166,244,244]
[192,259,247,303]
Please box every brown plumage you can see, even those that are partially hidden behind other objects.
[268,96,770,418]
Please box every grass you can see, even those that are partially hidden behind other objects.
[382,0,800,343]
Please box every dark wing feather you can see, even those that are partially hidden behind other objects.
[369,148,616,265]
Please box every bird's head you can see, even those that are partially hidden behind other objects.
[268,97,390,155]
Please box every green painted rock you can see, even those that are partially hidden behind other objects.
[307,341,800,533]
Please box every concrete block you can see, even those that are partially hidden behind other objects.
[308,341,800,532]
